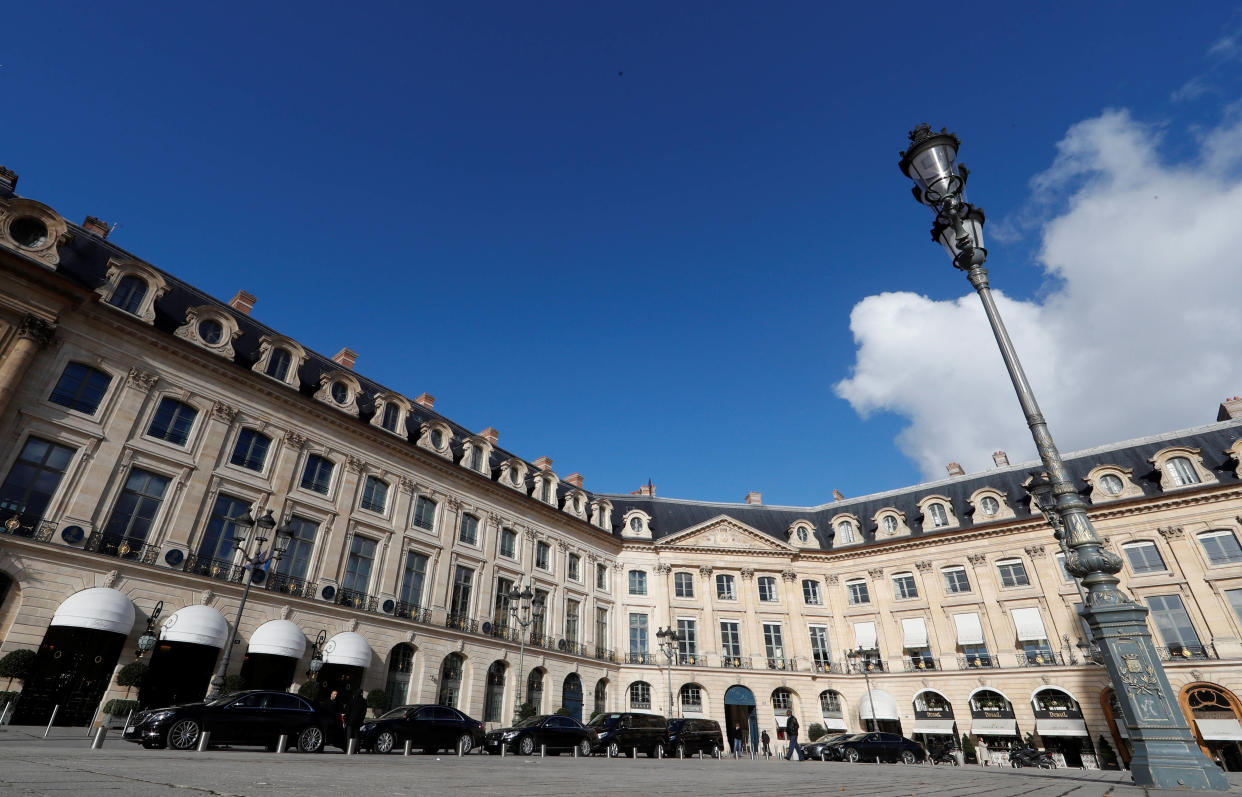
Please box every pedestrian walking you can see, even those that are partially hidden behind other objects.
[732,723,744,757]
[975,735,989,767]
[784,710,803,760]
[345,690,367,743]
[761,729,771,757]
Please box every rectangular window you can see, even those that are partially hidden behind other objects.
[674,572,695,598]
[809,625,831,669]
[1019,639,1054,664]
[628,569,647,595]
[942,566,971,593]
[1123,541,1166,573]
[720,620,742,658]
[596,563,608,590]
[459,513,479,545]
[48,363,111,415]
[399,551,428,607]
[757,576,778,602]
[1226,589,1242,628]
[535,541,551,571]
[1146,594,1203,650]
[196,493,248,560]
[102,468,170,543]
[533,589,548,635]
[412,496,436,530]
[1054,553,1074,583]
[565,599,580,643]
[763,622,785,662]
[300,454,334,495]
[360,476,388,513]
[802,579,822,605]
[996,559,1030,588]
[716,573,736,600]
[499,527,517,558]
[341,536,377,593]
[628,613,648,653]
[1199,530,1242,565]
[893,573,918,600]
[449,565,474,617]
[274,515,317,580]
[0,436,75,526]
[146,397,198,446]
[493,576,513,628]
[677,618,697,661]
[595,607,608,648]
[567,553,580,582]
[469,445,483,471]
[229,429,270,472]
[846,579,870,605]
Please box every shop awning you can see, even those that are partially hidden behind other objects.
[160,605,229,649]
[247,619,307,658]
[953,613,984,646]
[1196,718,1242,741]
[1010,607,1047,641]
[853,621,877,650]
[821,717,848,730]
[971,718,1017,735]
[911,719,955,735]
[322,631,372,667]
[901,617,928,649]
[858,689,899,721]
[51,587,136,635]
[1036,718,1089,737]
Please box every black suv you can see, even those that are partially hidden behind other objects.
[588,712,668,757]
[664,718,723,758]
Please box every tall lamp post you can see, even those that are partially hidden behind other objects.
[205,508,293,699]
[897,124,1227,791]
[507,586,545,721]
[846,647,879,732]
[656,626,682,717]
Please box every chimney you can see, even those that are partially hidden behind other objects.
[332,348,358,369]
[566,473,584,488]
[414,393,435,409]
[992,450,1010,467]
[228,290,257,315]
[745,491,762,505]
[0,166,17,195]
[832,489,845,501]
[1219,396,1242,421]
[632,481,657,497]
[479,427,499,444]
[81,216,110,238]
[946,462,965,477]
[533,456,554,471]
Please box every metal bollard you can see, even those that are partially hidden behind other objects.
[87,705,101,736]
[541,744,546,758]
[404,739,413,756]
[606,745,612,759]
[678,746,683,760]
[632,747,637,759]
[573,744,578,758]
[457,738,464,757]
[44,705,60,738]
[346,738,358,756]
[500,742,505,758]
[196,730,211,752]
[698,750,703,760]
[275,734,288,754]
[657,745,661,760]
[123,709,134,733]
[90,726,107,749]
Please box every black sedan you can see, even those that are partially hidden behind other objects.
[483,714,596,756]
[358,704,485,754]
[801,733,853,760]
[122,690,343,752]
[825,732,926,764]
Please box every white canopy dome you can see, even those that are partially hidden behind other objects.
[247,619,306,658]
[322,631,371,668]
[857,689,899,721]
[50,587,135,634]
[160,605,229,649]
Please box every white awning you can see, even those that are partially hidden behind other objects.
[901,617,928,648]
[322,631,372,668]
[247,619,306,658]
[971,718,1017,735]
[821,717,848,730]
[1010,607,1047,642]
[858,689,898,720]
[954,613,985,646]
[160,605,229,648]
[775,715,788,728]
[853,621,877,650]
[50,587,135,635]
[1197,718,1242,741]
[911,719,956,735]
[1037,718,1089,737]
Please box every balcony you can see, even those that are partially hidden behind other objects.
[559,640,589,657]
[0,511,54,542]
[1157,644,1218,661]
[529,632,557,650]
[625,652,659,665]
[444,612,478,633]
[336,588,379,613]
[394,601,434,624]
[847,659,885,674]
[903,657,938,672]
[183,554,244,582]
[677,652,706,666]
[483,621,520,641]
[766,657,797,672]
[263,572,316,599]
[957,654,997,669]
[1016,650,1066,667]
[811,661,845,674]
[719,655,751,669]
[84,532,160,565]
[594,646,616,663]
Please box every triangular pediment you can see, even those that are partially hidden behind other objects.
[654,514,794,552]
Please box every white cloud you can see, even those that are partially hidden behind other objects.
[836,108,1242,481]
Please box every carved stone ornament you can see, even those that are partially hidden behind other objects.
[739,567,755,580]
[346,618,359,633]
[586,552,598,563]
[556,540,570,553]
[284,430,308,449]
[344,455,365,474]
[279,605,290,620]
[523,528,538,541]
[446,497,464,511]
[780,569,797,582]
[398,476,416,494]
[18,314,55,346]
[488,512,503,526]
[867,568,884,580]
[102,569,118,588]
[1157,525,1185,540]
[200,589,214,606]
[1024,544,1047,559]
[211,401,237,423]
[698,565,714,576]
[826,574,839,585]
[915,561,932,573]
[126,367,158,392]
[655,564,672,575]
[967,553,988,566]
[406,630,416,644]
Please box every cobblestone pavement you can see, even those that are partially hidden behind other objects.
[1,727,1239,796]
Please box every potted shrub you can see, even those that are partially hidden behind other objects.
[366,689,389,717]
[103,698,140,727]
[0,649,35,690]
[807,722,826,742]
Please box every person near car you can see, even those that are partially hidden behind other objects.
[784,710,803,760]
[345,690,367,743]
[732,723,743,757]
[761,729,771,757]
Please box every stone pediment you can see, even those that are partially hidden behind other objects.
[654,515,794,552]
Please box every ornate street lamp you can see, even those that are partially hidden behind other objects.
[205,508,293,699]
[135,601,164,658]
[656,626,682,717]
[898,124,1227,791]
[308,630,328,676]
[846,647,879,732]
[507,585,545,721]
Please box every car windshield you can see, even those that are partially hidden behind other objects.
[836,734,868,743]
[514,715,548,729]
[379,706,418,720]
[587,713,622,727]
[205,692,247,707]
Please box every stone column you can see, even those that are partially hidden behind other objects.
[0,314,55,420]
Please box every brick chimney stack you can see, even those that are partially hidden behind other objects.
[414,393,435,409]
[632,482,657,497]
[81,216,111,238]
[479,427,499,444]
[533,456,554,471]
[0,166,17,195]
[745,491,762,505]
[228,290,257,315]
[1218,396,1242,421]
[832,489,845,501]
[331,348,358,369]
[946,462,965,477]
[993,451,1010,467]
[566,473,584,488]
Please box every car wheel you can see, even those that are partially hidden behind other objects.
[166,719,201,751]
[374,730,396,754]
[651,742,664,759]
[578,739,592,758]
[518,735,535,756]
[607,741,621,758]
[900,750,916,765]
[1038,761,1055,770]
[297,726,325,753]
[844,747,860,763]
[456,734,473,755]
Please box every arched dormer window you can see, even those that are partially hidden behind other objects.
[95,259,168,324]
[1084,465,1142,503]
[533,469,559,506]
[872,509,908,538]
[370,391,411,437]
[917,495,958,531]
[0,197,70,267]
[459,435,493,475]
[174,305,241,359]
[829,513,861,546]
[500,458,528,493]
[313,371,361,417]
[1151,447,1215,491]
[968,488,1013,522]
[564,489,588,520]
[252,334,307,389]
[621,510,652,540]
[417,421,454,460]
[787,520,816,548]
[591,498,613,530]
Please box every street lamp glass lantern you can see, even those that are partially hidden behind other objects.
[931,206,986,259]
[1025,472,1057,514]
[137,631,157,653]
[899,127,963,205]
[231,510,257,547]
[309,654,324,674]
[272,521,293,557]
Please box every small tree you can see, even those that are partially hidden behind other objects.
[102,698,140,718]
[297,681,320,701]
[115,662,147,699]
[1096,735,1119,770]
[554,706,571,717]
[0,649,36,690]
[807,722,826,741]
[366,689,389,716]
[518,701,537,720]
[961,733,977,764]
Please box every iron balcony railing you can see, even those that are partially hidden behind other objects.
[1157,644,1218,661]
[183,554,244,582]
[264,572,316,599]
[394,601,434,624]
[594,647,616,663]
[677,652,706,666]
[811,661,845,674]
[484,621,520,642]
[445,612,478,633]
[766,657,797,672]
[82,532,161,565]
[336,588,379,613]
[957,654,997,669]
[904,657,938,672]
[848,659,885,674]
[1016,650,1066,667]
[529,632,557,650]
[0,511,55,542]
[625,652,659,665]
[719,655,751,669]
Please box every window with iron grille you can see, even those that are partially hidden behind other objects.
[629,613,648,653]
[412,495,436,530]
[360,476,389,513]
[720,621,742,657]
[102,468,170,544]
[809,625,831,669]
[459,513,479,545]
[274,515,317,580]
[146,397,198,446]
[0,437,75,525]
[399,551,428,607]
[536,541,551,570]
[229,428,271,472]
[342,536,377,593]
[499,527,517,558]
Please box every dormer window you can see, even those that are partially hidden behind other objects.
[591,499,612,530]
[330,381,348,403]
[630,517,641,533]
[1165,456,1199,486]
[110,275,147,314]
[175,305,240,359]
[835,520,856,544]
[199,319,223,344]
[0,197,69,267]
[252,335,306,388]
[381,403,400,431]
[459,435,493,475]
[979,496,999,516]
[917,495,959,530]
[313,372,360,417]
[266,348,292,381]
[370,392,411,438]
[1100,474,1124,495]
[418,422,454,459]
[431,429,444,448]
[928,503,948,526]
[95,259,168,323]
[883,516,898,533]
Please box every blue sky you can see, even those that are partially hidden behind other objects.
[5,2,1242,505]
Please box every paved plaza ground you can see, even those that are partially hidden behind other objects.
[1,726,1239,796]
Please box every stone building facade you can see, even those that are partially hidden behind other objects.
[1,163,1241,769]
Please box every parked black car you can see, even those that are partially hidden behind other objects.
[588,711,668,757]
[483,714,596,756]
[664,718,723,758]
[801,733,853,760]
[122,690,344,752]
[358,704,485,754]
[824,732,926,764]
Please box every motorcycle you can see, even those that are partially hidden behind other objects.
[930,749,960,766]
[1008,746,1056,769]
